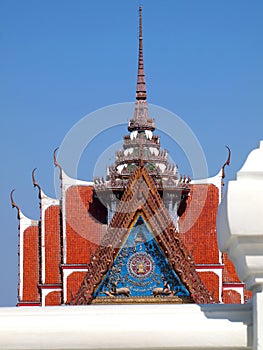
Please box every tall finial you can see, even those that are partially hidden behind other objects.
[136,5,147,100]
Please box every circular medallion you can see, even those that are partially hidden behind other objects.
[127,252,155,279]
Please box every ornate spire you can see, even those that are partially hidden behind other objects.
[136,5,147,101]
[128,6,154,132]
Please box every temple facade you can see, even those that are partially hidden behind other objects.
[11,7,251,307]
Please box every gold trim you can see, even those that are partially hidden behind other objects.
[92,295,193,304]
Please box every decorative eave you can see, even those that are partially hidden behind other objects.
[72,166,215,305]
[191,146,231,204]
[191,169,222,202]
[61,169,94,192]
[221,145,231,183]
[32,168,60,210]
[53,147,93,192]
[10,189,38,227]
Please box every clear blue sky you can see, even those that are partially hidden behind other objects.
[0,0,263,306]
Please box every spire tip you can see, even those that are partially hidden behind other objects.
[136,4,147,101]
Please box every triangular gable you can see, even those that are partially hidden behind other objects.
[93,215,191,303]
[71,166,215,305]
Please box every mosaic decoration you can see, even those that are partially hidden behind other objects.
[93,216,190,300]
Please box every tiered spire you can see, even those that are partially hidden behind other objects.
[136,5,147,101]
[94,6,190,213]
[128,5,154,132]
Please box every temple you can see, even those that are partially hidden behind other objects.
[11,6,251,307]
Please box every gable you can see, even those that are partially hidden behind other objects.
[71,166,215,305]
[93,215,191,303]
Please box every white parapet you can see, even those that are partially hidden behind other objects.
[217,140,263,350]
[0,304,251,350]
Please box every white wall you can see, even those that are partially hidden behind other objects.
[0,304,252,350]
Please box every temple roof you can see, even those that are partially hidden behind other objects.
[72,166,215,305]
[72,7,213,305]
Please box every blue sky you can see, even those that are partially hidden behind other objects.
[0,0,263,306]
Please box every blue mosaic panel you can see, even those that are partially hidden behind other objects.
[94,216,189,299]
